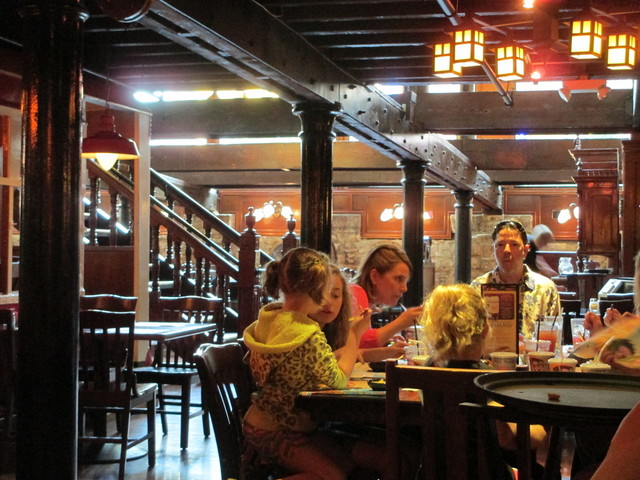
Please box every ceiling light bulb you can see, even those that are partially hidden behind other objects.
[597,85,611,100]
[393,205,404,220]
[558,87,571,102]
[95,153,119,171]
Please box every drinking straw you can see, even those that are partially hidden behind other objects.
[536,317,542,351]
[594,336,616,364]
[400,302,418,341]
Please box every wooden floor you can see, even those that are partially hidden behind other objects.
[1,385,224,480]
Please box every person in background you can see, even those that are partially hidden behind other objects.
[524,224,558,278]
[242,247,386,479]
[311,264,406,362]
[351,244,423,349]
[471,219,561,339]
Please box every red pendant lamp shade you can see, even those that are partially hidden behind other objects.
[82,114,140,170]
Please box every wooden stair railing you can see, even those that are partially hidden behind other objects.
[85,159,270,334]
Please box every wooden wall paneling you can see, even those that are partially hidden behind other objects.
[218,189,301,235]
[84,246,134,295]
[502,187,578,240]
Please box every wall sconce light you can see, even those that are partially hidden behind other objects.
[433,40,462,78]
[570,16,603,59]
[253,201,294,222]
[495,43,526,81]
[452,22,485,67]
[380,204,433,222]
[558,86,572,102]
[555,203,580,224]
[522,0,535,8]
[82,113,140,170]
[606,31,637,70]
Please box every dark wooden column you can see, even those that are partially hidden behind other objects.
[453,189,474,283]
[293,102,339,254]
[17,2,87,479]
[622,135,640,276]
[399,159,427,307]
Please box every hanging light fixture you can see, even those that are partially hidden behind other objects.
[82,113,140,170]
[606,31,637,70]
[433,39,462,78]
[452,21,485,67]
[495,43,526,81]
[570,16,603,59]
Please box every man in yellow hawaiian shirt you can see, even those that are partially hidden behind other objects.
[471,219,561,339]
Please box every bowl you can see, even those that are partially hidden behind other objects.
[368,361,387,372]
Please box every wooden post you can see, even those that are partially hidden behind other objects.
[281,214,299,254]
[238,208,260,334]
[18,2,88,478]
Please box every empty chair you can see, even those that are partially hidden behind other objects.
[385,363,515,480]
[80,293,137,312]
[78,309,156,480]
[194,342,283,480]
[134,295,221,449]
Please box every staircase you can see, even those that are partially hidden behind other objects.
[84,159,287,337]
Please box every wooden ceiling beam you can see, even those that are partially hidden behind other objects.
[141,0,501,210]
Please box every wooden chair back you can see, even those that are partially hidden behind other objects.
[386,363,513,480]
[80,294,137,312]
[78,310,136,405]
[153,296,222,366]
[194,342,254,480]
[78,309,156,479]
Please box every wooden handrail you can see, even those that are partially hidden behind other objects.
[85,159,266,333]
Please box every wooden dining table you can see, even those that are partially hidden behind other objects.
[296,369,421,426]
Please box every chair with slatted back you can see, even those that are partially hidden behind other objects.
[194,342,285,480]
[0,308,16,474]
[80,294,137,312]
[386,363,516,480]
[78,309,156,480]
[134,295,221,449]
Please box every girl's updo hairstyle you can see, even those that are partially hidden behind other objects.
[420,284,488,361]
[263,247,331,305]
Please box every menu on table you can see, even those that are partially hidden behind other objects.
[481,283,520,355]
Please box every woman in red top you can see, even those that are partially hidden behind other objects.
[351,245,423,349]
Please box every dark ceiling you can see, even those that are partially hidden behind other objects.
[1,0,639,206]
[3,0,638,92]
